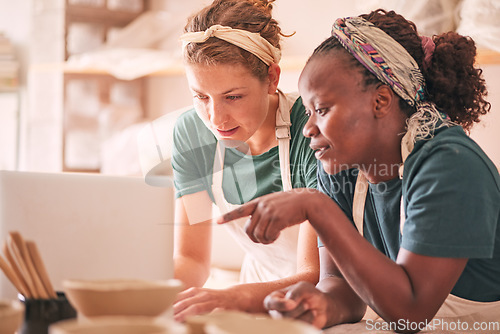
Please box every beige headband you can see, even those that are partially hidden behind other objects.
[180,24,281,66]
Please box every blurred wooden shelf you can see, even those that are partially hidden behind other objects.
[477,49,500,65]
[29,49,500,79]
[29,56,308,78]
[29,61,185,76]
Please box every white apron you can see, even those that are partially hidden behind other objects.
[352,132,500,325]
[211,90,300,283]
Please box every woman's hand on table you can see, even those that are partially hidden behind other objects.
[264,281,329,329]
[173,286,250,322]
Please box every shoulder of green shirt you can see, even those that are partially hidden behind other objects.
[410,126,499,190]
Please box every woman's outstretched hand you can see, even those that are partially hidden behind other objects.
[217,188,321,244]
[173,286,252,322]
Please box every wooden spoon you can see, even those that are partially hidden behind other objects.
[2,242,32,298]
[25,240,57,298]
[0,253,29,297]
[5,236,39,299]
[9,232,49,299]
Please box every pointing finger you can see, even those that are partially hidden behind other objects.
[216,200,258,224]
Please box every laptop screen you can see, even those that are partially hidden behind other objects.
[0,170,174,299]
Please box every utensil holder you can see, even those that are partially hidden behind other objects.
[18,292,77,334]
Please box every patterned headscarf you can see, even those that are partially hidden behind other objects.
[331,16,455,154]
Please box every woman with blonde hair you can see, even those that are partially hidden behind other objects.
[171,0,319,322]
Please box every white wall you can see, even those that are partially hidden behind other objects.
[274,1,359,58]
[0,0,31,85]
[0,0,32,170]
[470,65,500,167]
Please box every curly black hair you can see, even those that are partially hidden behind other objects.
[310,9,491,132]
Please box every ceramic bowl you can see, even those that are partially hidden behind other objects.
[49,317,185,334]
[186,310,320,334]
[62,279,183,318]
[0,299,25,334]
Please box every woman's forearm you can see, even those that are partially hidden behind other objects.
[174,254,211,288]
[306,195,418,319]
[174,194,214,289]
[229,268,319,313]
[304,192,464,325]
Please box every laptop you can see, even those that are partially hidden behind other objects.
[0,170,174,299]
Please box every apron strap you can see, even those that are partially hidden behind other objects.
[398,131,414,235]
[276,90,294,192]
[353,172,368,235]
[352,131,413,237]
[399,131,413,179]
[212,142,231,213]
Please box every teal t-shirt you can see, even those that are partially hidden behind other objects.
[171,97,317,204]
[318,126,500,302]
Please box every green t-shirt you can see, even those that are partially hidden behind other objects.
[172,97,317,204]
[318,126,500,302]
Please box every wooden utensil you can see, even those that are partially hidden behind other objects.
[2,242,32,298]
[9,232,49,299]
[25,240,57,298]
[5,237,38,298]
[0,253,29,296]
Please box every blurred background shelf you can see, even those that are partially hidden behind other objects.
[476,49,500,65]
[29,49,500,78]
[28,0,148,173]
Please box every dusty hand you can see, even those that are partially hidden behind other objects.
[264,282,329,329]
[173,287,245,322]
[217,188,320,244]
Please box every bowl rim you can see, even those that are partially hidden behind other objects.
[50,316,170,332]
[188,311,321,334]
[62,278,183,291]
[204,314,321,334]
